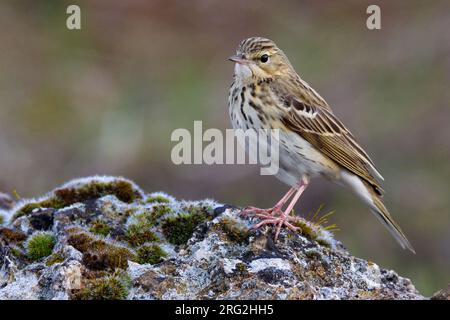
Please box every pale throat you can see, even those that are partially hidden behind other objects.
[233,63,253,84]
[234,63,274,85]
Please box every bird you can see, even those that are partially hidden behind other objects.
[227,36,415,253]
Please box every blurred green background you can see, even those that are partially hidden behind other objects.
[0,0,449,296]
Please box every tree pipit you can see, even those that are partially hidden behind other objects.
[228,37,414,252]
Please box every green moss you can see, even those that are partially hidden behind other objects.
[89,219,112,237]
[136,244,167,264]
[131,205,172,228]
[26,232,55,261]
[0,214,4,225]
[161,209,210,245]
[124,204,174,247]
[292,218,332,248]
[146,194,171,204]
[151,204,172,221]
[74,270,131,300]
[126,222,160,247]
[216,216,250,242]
[14,198,65,220]
[12,179,142,221]
[10,247,26,259]
[46,252,65,266]
[315,238,331,247]
[293,219,317,239]
[67,228,136,270]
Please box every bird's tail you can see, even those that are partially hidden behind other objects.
[340,171,415,253]
[369,192,415,253]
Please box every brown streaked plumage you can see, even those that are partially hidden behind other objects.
[228,37,414,252]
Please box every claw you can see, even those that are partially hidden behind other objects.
[247,210,302,241]
[240,205,281,216]
[238,181,310,242]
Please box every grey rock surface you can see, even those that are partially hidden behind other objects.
[0,176,426,300]
[431,284,450,300]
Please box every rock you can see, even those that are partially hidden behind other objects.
[38,259,83,300]
[431,284,450,300]
[0,176,427,300]
[0,270,40,300]
[28,209,54,231]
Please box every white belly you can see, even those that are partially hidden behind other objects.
[276,130,334,186]
[229,87,335,187]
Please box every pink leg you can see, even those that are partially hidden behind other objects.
[274,180,309,240]
[248,178,310,241]
[273,187,296,209]
[240,187,296,216]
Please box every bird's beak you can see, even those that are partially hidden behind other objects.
[228,54,250,65]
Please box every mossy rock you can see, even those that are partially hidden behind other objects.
[12,179,143,221]
[89,219,113,237]
[136,244,167,265]
[150,204,173,222]
[73,270,131,300]
[292,219,317,239]
[291,218,333,248]
[124,205,174,247]
[9,246,27,259]
[26,232,55,261]
[55,180,142,205]
[146,194,171,204]
[0,227,27,244]
[126,223,160,247]
[161,210,211,245]
[66,228,136,270]
[216,216,250,243]
[130,205,172,229]
[45,252,65,266]
[14,199,66,220]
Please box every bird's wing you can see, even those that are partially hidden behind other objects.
[274,86,384,194]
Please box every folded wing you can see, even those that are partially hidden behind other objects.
[274,83,384,194]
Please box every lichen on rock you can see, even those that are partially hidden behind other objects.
[0,176,428,300]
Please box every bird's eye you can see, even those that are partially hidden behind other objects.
[260,54,269,63]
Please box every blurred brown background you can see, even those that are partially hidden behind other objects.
[0,0,449,296]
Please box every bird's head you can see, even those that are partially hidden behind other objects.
[229,37,293,81]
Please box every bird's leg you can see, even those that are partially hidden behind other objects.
[240,187,296,217]
[249,178,310,241]
[274,179,309,240]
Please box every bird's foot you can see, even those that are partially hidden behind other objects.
[240,205,283,217]
[250,211,301,241]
